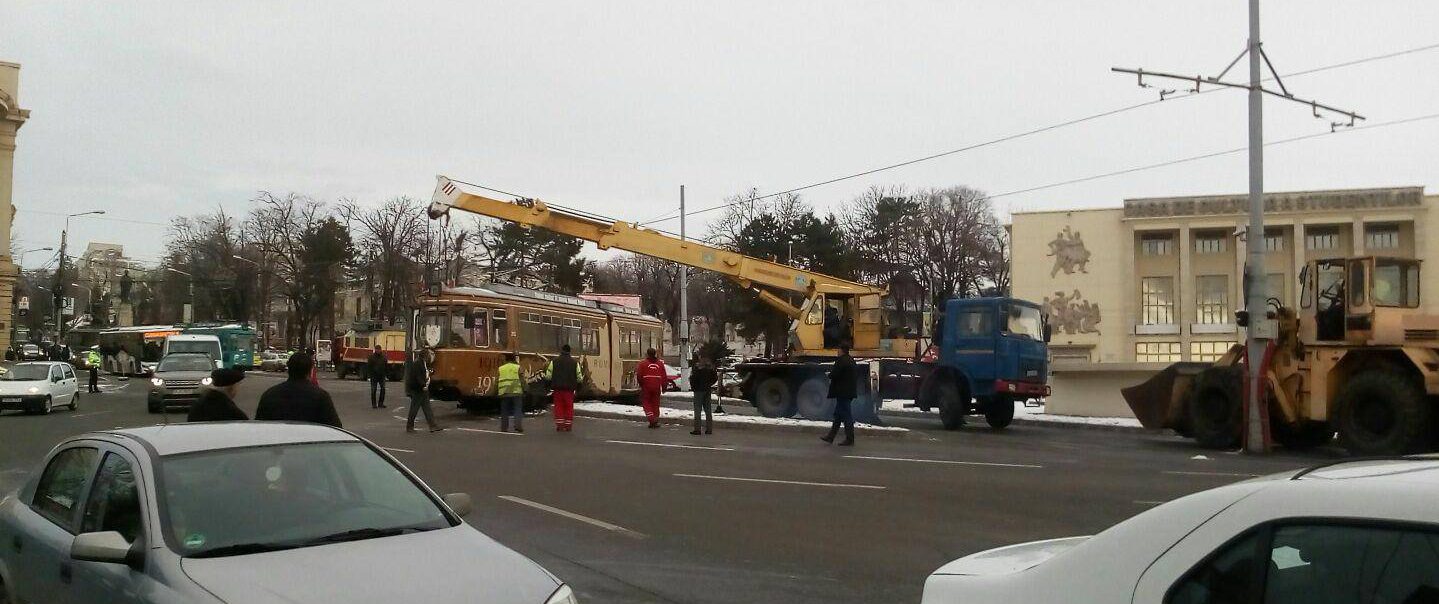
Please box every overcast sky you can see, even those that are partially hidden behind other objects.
[4,1,1437,268]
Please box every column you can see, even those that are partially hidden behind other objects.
[1178,225,1192,359]
[1292,222,1306,308]
[0,61,29,355]
[1353,221,1366,256]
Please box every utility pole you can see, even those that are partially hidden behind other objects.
[1113,0,1363,453]
[678,185,689,386]
[54,210,105,342]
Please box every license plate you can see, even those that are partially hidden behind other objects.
[2,398,20,403]
[172,389,193,395]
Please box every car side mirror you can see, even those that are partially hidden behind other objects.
[71,531,143,569]
[443,492,473,518]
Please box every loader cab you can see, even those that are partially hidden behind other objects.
[1301,256,1421,343]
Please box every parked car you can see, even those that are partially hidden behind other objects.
[921,457,1439,603]
[19,344,43,361]
[147,353,217,413]
[259,350,289,372]
[0,362,80,415]
[664,364,681,392]
[0,423,577,604]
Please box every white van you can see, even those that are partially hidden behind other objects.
[162,334,224,369]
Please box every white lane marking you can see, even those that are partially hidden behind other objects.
[498,495,644,537]
[606,440,735,451]
[380,446,416,453]
[845,455,1042,469]
[393,406,406,412]
[456,427,524,437]
[70,411,115,418]
[392,415,407,421]
[1163,470,1259,478]
[674,473,886,490]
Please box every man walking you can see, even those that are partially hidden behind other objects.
[635,348,667,428]
[544,345,585,432]
[187,368,248,422]
[689,355,718,435]
[497,353,525,433]
[367,344,388,409]
[404,347,443,433]
[821,344,857,446]
[255,353,342,428]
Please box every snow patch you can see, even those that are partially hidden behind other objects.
[575,402,909,432]
[880,398,1144,429]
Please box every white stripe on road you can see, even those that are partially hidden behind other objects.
[845,455,1042,469]
[1163,470,1259,478]
[498,495,644,537]
[456,427,524,437]
[69,411,115,418]
[606,440,735,452]
[674,473,886,490]
[380,446,416,454]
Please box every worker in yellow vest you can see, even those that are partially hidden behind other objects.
[497,353,525,433]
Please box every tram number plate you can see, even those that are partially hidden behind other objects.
[476,376,494,392]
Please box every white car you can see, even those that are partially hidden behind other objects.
[0,362,80,415]
[922,457,1439,603]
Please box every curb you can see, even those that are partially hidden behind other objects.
[573,409,911,438]
[878,409,1154,434]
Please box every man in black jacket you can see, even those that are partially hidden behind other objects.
[188,368,249,422]
[544,345,585,432]
[367,345,388,409]
[821,344,858,446]
[404,347,443,433]
[255,353,342,428]
[689,356,718,435]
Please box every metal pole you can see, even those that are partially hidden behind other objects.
[54,222,67,342]
[1243,0,1270,453]
[679,185,690,385]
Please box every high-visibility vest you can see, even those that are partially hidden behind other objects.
[497,362,524,395]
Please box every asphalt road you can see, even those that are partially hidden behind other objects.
[0,370,1343,603]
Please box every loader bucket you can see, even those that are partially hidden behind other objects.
[1121,362,1211,430]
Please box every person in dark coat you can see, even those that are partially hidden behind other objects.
[87,363,100,393]
[255,353,342,428]
[689,356,719,435]
[187,368,249,422]
[367,345,388,409]
[404,347,443,433]
[821,343,858,446]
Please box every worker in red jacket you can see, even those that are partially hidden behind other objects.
[635,348,668,428]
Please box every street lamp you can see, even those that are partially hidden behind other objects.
[54,210,106,340]
[17,246,53,268]
[166,267,195,323]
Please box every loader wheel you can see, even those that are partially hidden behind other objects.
[1273,421,1335,450]
[1187,366,1243,449]
[336,363,348,380]
[937,380,968,431]
[754,376,797,418]
[1336,370,1430,455]
[794,376,834,421]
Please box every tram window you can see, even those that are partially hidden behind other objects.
[448,307,471,346]
[471,309,490,348]
[494,310,509,348]
[419,307,447,348]
[520,314,540,351]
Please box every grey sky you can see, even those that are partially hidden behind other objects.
[4,1,1437,268]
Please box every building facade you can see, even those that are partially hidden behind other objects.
[0,61,29,353]
[1012,186,1435,366]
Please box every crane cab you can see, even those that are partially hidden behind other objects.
[1299,256,1425,345]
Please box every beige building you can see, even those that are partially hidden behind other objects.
[0,61,29,353]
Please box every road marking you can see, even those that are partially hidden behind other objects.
[498,495,644,537]
[380,446,415,453]
[70,411,115,418]
[1163,470,1259,478]
[456,427,524,437]
[674,473,886,490]
[845,455,1042,469]
[394,406,406,412]
[606,440,735,451]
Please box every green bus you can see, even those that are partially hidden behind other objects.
[181,324,258,370]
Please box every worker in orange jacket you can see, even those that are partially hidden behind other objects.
[635,348,668,428]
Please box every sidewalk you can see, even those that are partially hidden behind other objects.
[878,399,1148,433]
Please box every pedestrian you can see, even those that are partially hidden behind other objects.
[306,347,320,386]
[496,353,525,433]
[255,353,342,428]
[404,347,444,433]
[635,348,667,428]
[689,356,718,435]
[87,362,100,393]
[821,343,858,446]
[544,344,585,432]
[367,344,388,409]
[187,368,249,422]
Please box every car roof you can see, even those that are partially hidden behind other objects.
[1290,456,1439,484]
[97,422,360,456]
[168,334,219,340]
[14,361,64,366]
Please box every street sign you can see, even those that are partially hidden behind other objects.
[18,296,27,317]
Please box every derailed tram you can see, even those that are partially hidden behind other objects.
[412,283,665,411]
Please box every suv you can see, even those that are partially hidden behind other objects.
[147,353,217,413]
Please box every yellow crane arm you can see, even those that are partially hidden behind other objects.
[429,176,884,302]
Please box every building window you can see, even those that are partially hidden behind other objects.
[1141,277,1175,325]
[1194,233,1227,254]
[1140,234,1174,256]
[1190,341,1233,362]
[1365,224,1400,250]
[1263,228,1285,252]
[1195,275,1229,325]
[1136,342,1181,363]
[1265,272,1287,302]
[1306,226,1340,251]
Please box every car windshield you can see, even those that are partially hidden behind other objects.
[2,365,50,381]
[158,355,215,372]
[169,341,219,356]
[1005,304,1045,340]
[160,442,452,558]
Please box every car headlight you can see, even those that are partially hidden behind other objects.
[151,377,165,387]
[200,377,213,386]
[545,584,578,604]
[26,386,39,394]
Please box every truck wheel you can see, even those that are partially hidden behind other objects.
[336,363,348,380]
[754,376,797,418]
[1336,369,1429,455]
[1273,421,1335,450]
[1186,366,1242,449]
[984,396,1015,429]
[795,376,833,421]
[937,380,967,430]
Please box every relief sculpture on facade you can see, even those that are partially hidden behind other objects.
[1046,226,1090,277]
[1044,289,1101,335]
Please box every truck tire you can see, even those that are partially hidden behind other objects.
[1273,421,1335,450]
[1336,369,1430,455]
[336,363,349,380]
[754,376,797,418]
[1186,366,1242,449]
[984,396,1015,429]
[795,376,833,421]
[937,380,968,430]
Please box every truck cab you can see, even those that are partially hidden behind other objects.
[921,297,1050,429]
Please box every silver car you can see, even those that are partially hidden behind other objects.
[0,423,577,604]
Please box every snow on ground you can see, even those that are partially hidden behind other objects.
[880,398,1144,429]
[575,402,909,432]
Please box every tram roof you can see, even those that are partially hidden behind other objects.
[433,284,662,323]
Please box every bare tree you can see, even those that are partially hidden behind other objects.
[340,196,430,323]
[909,186,1006,307]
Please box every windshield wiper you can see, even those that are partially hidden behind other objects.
[188,542,300,558]
[299,526,435,546]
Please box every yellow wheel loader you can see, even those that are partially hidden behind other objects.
[1123,256,1439,455]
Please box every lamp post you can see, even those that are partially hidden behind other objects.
[166,267,195,324]
[17,246,53,268]
[55,211,105,340]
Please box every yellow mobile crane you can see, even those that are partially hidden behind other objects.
[429,176,1050,427]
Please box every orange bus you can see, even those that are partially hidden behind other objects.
[413,284,665,411]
